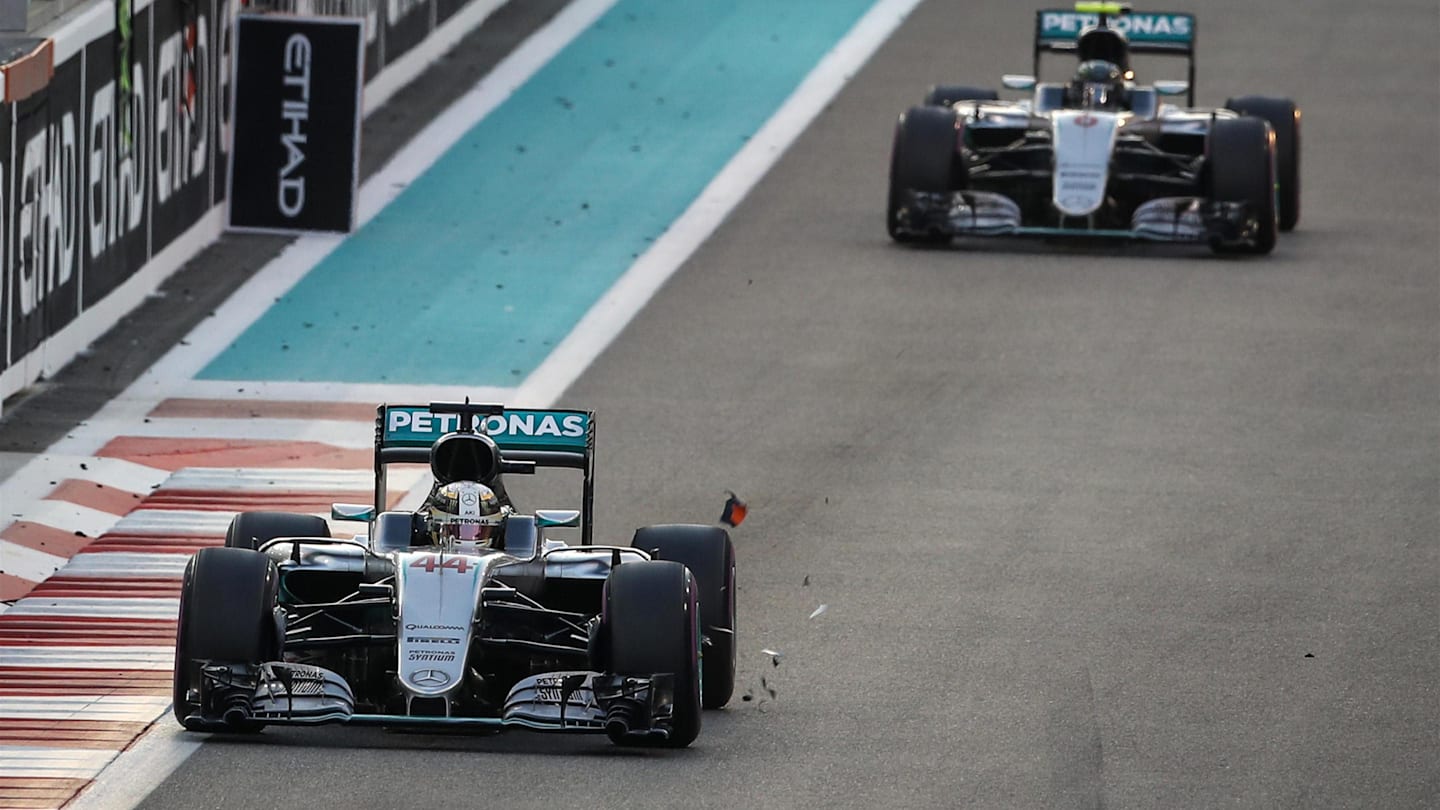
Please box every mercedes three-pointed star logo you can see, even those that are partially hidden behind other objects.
[412,669,451,687]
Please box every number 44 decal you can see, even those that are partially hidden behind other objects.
[410,556,471,574]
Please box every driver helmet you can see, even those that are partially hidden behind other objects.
[1069,60,1124,110]
[427,480,505,546]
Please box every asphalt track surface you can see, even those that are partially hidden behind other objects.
[11,0,1437,807]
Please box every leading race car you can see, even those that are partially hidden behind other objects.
[172,401,737,748]
[887,3,1301,255]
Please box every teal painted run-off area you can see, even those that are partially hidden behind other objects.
[201,0,877,385]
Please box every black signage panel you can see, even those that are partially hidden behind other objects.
[229,15,362,233]
[10,47,84,363]
[149,0,215,248]
[81,7,154,309]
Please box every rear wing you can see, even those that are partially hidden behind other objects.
[374,403,597,544]
[1034,6,1197,105]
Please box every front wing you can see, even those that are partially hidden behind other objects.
[179,662,680,742]
[893,190,1262,246]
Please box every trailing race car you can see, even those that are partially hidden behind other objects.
[172,401,737,748]
[887,2,1301,254]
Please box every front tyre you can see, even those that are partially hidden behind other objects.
[634,525,736,709]
[604,561,701,748]
[887,105,961,244]
[1206,116,1278,256]
[1225,96,1301,231]
[172,547,280,731]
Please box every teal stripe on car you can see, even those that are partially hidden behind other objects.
[200,0,877,385]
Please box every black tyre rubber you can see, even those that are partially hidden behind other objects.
[924,84,999,107]
[225,511,330,550]
[172,547,280,729]
[634,525,736,709]
[887,105,960,244]
[1225,96,1301,231]
[604,560,701,748]
[1206,116,1278,255]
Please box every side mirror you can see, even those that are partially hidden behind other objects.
[1002,74,1037,91]
[1153,80,1189,97]
[535,509,581,529]
[331,503,375,522]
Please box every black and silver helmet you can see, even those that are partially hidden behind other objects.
[427,481,505,546]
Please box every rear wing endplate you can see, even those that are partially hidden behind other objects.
[373,403,597,545]
[1034,7,1197,105]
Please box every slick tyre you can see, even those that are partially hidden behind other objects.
[888,105,961,244]
[634,525,736,709]
[225,511,330,551]
[172,547,280,730]
[1206,116,1278,255]
[924,84,999,107]
[604,561,701,748]
[1225,96,1301,231]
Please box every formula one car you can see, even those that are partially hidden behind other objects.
[887,3,1301,254]
[172,402,737,748]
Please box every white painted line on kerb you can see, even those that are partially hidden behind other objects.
[8,501,120,538]
[0,647,176,670]
[4,597,180,619]
[67,723,202,810]
[515,0,927,406]
[0,747,119,779]
[0,695,173,722]
[121,417,379,448]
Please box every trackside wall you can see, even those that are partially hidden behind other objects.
[0,0,504,408]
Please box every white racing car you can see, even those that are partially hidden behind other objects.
[171,401,736,748]
[887,2,1300,254]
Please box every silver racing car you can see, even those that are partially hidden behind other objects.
[171,401,737,748]
[887,3,1301,254]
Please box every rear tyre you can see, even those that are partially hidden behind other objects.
[604,561,701,748]
[225,511,330,551]
[887,105,961,244]
[924,84,999,107]
[172,547,280,730]
[1206,116,1277,255]
[634,525,736,709]
[1225,96,1301,231]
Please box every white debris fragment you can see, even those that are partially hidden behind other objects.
[808,604,828,620]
